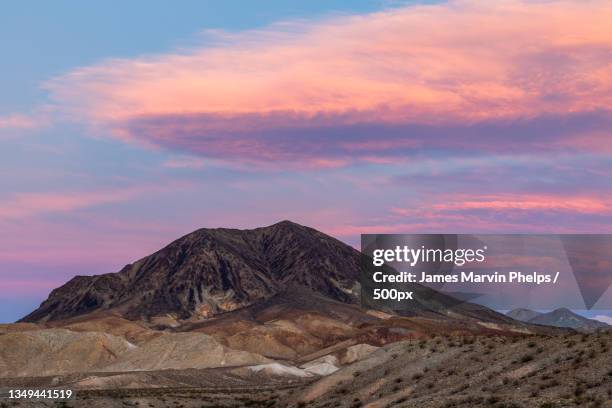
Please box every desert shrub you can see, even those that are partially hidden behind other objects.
[574,384,585,397]
[454,384,469,393]
[350,398,363,408]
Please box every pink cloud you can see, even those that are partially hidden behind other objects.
[0,190,139,220]
[0,216,186,265]
[0,182,194,221]
[0,215,194,304]
[0,279,67,295]
[427,195,612,214]
[0,114,40,131]
[384,193,612,234]
[162,156,208,169]
[42,0,612,167]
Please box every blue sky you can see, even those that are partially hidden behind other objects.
[0,0,398,112]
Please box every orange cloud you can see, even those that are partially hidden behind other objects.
[46,1,612,126]
[36,0,612,168]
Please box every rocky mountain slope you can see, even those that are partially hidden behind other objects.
[295,331,612,408]
[20,221,515,325]
[0,329,134,377]
[2,292,537,380]
[0,327,271,378]
[4,331,610,407]
[21,221,361,322]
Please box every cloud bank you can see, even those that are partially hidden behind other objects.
[43,0,612,167]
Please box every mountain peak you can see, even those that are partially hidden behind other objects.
[529,308,609,331]
[271,219,301,227]
[21,222,360,323]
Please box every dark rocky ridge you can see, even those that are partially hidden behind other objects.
[21,220,515,325]
[21,221,361,322]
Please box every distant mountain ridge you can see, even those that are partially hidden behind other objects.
[506,308,542,322]
[506,307,609,331]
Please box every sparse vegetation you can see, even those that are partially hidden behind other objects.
[2,318,610,408]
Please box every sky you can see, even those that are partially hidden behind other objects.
[1,0,611,323]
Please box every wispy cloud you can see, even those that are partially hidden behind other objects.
[385,192,612,233]
[0,190,139,220]
[0,113,41,130]
[162,156,208,169]
[0,182,192,221]
[427,195,612,214]
[41,0,612,168]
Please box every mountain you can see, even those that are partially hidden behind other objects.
[21,221,360,322]
[527,308,609,331]
[4,220,600,406]
[507,307,609,331]
[506,308,543,322]
[21,220,515,325]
